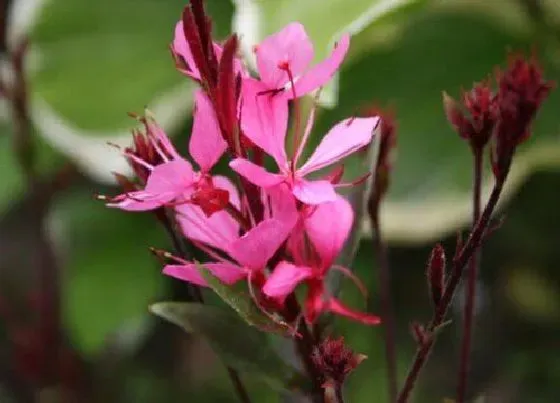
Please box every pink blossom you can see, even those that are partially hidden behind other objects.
[163,217,293,288]
[231,99,379,204]
[253,22,350,98]
[107,90,228,213]
[165,182,299,288]
[262,196,380,325]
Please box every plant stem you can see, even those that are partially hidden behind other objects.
[369,204,397,403]
[226,368,253,403]
[457,149,483,402]
[284,295,324,403]
[397,177,505,403]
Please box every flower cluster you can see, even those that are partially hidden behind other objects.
[443,53,553,179]
[104,0,380,326]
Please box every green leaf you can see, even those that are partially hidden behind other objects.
[150,302,303,391]
[232,0,428,105]
[52,192,166,353]
[315,9,560,243]
[199,265,293,336]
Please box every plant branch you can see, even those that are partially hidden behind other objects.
[369,202,397,403]
[284,295,324,403]
[456,149,483,402]
[397,176,505,403]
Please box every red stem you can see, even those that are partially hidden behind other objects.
[370,207,398,403]
[397,177,505,403]
[457,148,483,402]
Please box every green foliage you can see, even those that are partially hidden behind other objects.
[150,301,304,391]
[199,265,294,335]
[53,192,165,353]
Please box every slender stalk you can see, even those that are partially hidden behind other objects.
[397,177,505,403]
[284,295,324,403]
[457,149,483,402]
[325,385,345,403]
[226,368,253,403]
[369,204,397,403]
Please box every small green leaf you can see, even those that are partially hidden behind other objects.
[198,264,293,336]
[150,302,304,391]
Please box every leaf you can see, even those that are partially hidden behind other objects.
[150,301,304,391]
[232,0,428,106]
[28,0,233,183]
[52,191,166,353]
[314,9,560,243]
[198,264,293,335]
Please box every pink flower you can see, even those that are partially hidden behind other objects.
[107,90,228,213]
[230,101,379,204]
[165,182,299,288]
[253,22,350,98]
[262,196,380,325]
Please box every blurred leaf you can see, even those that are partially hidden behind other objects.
[52,191,166,353]
[317,9,560,242]
[150,301,303,391]
[29,0,233,182]
[0,124,24,213]
[199,265,293,336]
[233,0,428,106]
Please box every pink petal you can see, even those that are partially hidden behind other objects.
[263,261,313,298]
[240,78,289,167]
[230,158,285,188]
[175,175,240,252]
[255,22,314,89]
[106,192,172,212]
[144,159,194,195]
[291,34,350,97]
[327,298,381,325]
[163,262,245,287]
[266,184,298,225]
[189,90,227,172]
[145,117,180,160]
[299,116,379,175]
[172,21,202,80]
[305,196,354,267]
[228,219,290,271]
[292,179,338,205]
[176,203,239,253]
[213,175,240,209]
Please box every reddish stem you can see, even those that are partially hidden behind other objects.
[457,148,483,402]
[369,204,398,403]
[397,177,505,403]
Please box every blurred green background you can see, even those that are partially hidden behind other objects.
[1,0,560,401]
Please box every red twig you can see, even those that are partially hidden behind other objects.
[457,148,483,402]
[397,177,505,403]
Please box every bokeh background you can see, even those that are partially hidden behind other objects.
[1,0,560,401]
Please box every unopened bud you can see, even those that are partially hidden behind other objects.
[427,243,446,307]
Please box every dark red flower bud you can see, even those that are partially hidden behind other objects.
[427,243,446,308]
[443,81,498,151]
[311,337,367,388]
[492,53,554,180]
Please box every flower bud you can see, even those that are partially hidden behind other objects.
[427,243,446,308]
